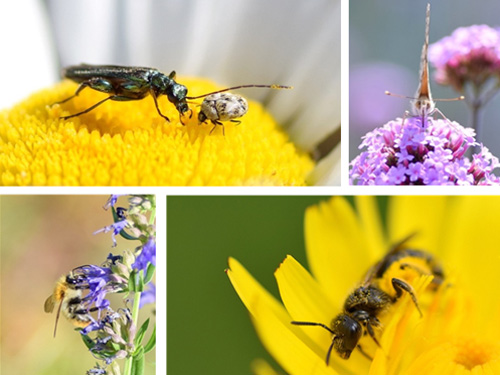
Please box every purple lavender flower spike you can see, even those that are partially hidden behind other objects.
[139,283,156,308]
[132,238,156,272]
[94,220,129,247]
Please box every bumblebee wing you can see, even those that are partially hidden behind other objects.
[361,232,418,286]
[44,294,56,313]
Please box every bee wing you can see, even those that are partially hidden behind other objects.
[361,232,418,286]
[44,294,56,313]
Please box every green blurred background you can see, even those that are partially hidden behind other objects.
[0,195,155,375]
[167,196,388,375]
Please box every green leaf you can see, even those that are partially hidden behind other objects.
[143,324,156,353]
[135,318,150,346]
[144,263,156,285]
[81,334,95,350]
[130,347,145,375]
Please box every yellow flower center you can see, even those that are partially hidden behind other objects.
[0,78,313,185]
[453,338,499,370]
[405,337,500,375]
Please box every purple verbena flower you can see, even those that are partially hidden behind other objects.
[350,117,500,185]
[429,25,500,91]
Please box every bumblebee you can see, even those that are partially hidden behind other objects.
[292,238,444,364]
[44,269,94,337]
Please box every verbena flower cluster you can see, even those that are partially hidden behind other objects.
[63,195,156,375]
[429,25,500,92]
[350,117,500,185]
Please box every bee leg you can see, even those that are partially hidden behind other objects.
[392,278,422,317]
[356,344,373,361]
[230,119,242,126]
[365,319,382,349]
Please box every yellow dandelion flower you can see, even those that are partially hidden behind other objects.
[227,196,500,375]
[0,78,313,186]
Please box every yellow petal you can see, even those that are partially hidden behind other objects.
[227,257,338,375]
[354,196,386,258]
[386,196,448,252]
[275,255,336,325]
[304,197,375,301]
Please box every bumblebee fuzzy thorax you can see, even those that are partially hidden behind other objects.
[44,274,92,336]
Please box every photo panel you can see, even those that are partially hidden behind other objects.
[0,195,156,375]
[167,195,500,374]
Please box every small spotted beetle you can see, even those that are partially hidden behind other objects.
[192,84,293,135]
[198,93,248,135]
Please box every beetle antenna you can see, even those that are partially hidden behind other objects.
[186,84,293,100]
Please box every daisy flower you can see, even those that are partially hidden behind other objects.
[0,0,339,185]
[227,196,500,375]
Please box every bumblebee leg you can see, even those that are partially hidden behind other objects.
[392,278,422,317]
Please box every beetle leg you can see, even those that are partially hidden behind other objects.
[151,93,170,122]
[54,81,93,105]
[60,96,114,120]
[392,278,422,317]
[209,120,224,135]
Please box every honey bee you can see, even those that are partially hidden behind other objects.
[292,237,444,364]
[44,269,94,337]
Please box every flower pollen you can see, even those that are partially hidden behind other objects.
[0,79,313,186]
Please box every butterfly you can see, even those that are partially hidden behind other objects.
[385,3,463,126]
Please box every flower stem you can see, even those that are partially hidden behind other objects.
[123,290,142,375]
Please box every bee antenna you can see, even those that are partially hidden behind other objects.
[326,340,335,366]
[186,84,293,100]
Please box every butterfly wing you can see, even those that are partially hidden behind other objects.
[411,3,435,117]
